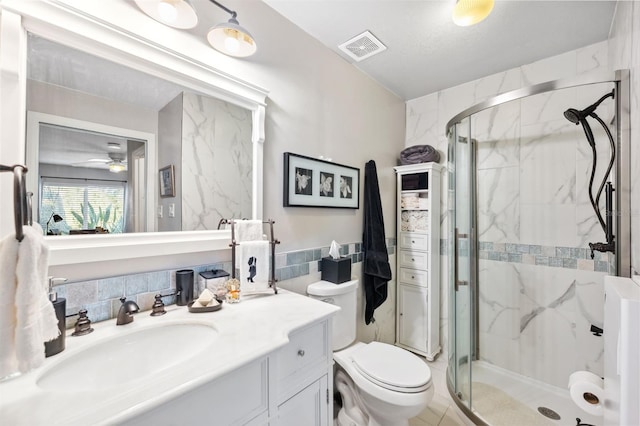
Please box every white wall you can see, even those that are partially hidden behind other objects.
[27,80,158,134]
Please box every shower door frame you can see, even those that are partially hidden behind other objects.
[446,69,631,424]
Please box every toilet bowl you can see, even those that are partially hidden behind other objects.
[307,280,433,426]
[334,341,433,426]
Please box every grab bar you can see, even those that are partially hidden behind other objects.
[0,164,29,242]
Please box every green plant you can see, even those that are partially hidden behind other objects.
[71,202,123,233]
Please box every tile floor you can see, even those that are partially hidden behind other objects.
[409,355,470,426]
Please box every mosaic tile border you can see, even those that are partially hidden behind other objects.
[441,238,615,273]
[274,239,396,282]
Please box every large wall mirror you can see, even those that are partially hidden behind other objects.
[0,1,268,267]
[27,35,254,236]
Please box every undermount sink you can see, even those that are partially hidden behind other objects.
[37,322,218,391]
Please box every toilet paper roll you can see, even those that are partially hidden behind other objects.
[568,371,604,416]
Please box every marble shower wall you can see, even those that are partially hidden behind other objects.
[609,0,640,275]
[181,92,253,230]
[406,41,616,386]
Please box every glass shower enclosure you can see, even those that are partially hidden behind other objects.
[446,70,630,425]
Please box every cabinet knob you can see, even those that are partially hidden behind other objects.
[411,276,415,279]
[411,258,415,261]
[412,240,415,243]
[297,349,305,357]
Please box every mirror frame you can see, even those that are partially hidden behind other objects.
[0,0,268,266]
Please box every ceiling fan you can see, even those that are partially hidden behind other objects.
[71,152,127,173]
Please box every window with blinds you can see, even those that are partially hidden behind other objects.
[40,177,126,234]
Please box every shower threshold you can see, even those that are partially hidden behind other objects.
[469,361,602,426]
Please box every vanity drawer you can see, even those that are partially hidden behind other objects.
[276,321,329,401]
[399,232,429,251]
[399,268,429,287]
[399,250,429,270]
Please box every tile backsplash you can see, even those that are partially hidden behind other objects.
[57,239,397,328]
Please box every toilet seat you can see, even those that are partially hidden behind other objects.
[350,342,431,393]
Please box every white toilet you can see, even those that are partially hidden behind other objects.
[307,279,433,426]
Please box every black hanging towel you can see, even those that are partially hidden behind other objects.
[362,160,392,324]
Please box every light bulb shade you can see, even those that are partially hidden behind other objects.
[133,0,198,29]
[109,161,126,173]
[452,0,494,26]
[207,19,257,58]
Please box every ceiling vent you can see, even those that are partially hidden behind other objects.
[338,30,387,62]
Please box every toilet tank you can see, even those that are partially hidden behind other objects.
[307,279,358,351]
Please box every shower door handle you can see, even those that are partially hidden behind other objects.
[454,228,469,291]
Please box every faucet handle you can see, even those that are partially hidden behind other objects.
[72,309,94,336]
[151,294,167,316]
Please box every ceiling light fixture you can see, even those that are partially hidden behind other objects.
[107,142,122,150]
[206,0,257,58]
[452,0,494,27]
[109,160,126,173]
[133,0,257,58]
[133,0,198,29]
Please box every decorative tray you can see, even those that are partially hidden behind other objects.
[188,298,223,313]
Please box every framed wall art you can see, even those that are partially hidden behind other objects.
[283,152,359,208]
[159,165,176,198]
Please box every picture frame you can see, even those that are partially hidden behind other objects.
[159,165,176,198]
[283,152,359,208]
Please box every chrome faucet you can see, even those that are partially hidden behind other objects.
[116,297,140,325]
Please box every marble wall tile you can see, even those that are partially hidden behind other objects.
[576,41,608,75]
[471,68,522,102]
[574,270,607,375]
[406,93,439,148]
[519,120,576,205]
[609,0,640,273]
[478,261,520,340]
[520,87,577,127]
[181,92,252,231]
[520,49,577,87]
[477,167,520,243]
[474,102,521,170]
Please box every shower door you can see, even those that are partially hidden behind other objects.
[448,116,475,408]
[445,72,630,425]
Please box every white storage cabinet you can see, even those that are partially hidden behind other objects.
[394,163,442,361]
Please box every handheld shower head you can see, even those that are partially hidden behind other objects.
[563,90,614,125]
[563,108,582,124]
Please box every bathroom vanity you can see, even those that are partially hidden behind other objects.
[0,290,338,425]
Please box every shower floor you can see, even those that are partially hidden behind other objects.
[469,361,602,426]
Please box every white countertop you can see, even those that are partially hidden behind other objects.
[0,289,339,425]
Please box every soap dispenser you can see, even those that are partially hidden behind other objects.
[45,277,67,357]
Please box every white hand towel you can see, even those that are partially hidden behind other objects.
[0,224,58,378]
[234,220,263,242]
[236,241,270,292]
[0,232,20,377]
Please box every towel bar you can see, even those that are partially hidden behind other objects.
[226,219,280,295]
[0,164,30,242]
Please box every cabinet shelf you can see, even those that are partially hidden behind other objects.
[401,189,429,194]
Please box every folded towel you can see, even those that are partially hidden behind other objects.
[236,241,270,293]
[234,220,264,242]
[0,224,58,378]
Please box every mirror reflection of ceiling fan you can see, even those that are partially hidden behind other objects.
[71,152,127,173]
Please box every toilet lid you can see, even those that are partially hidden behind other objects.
[351,342,431,393]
